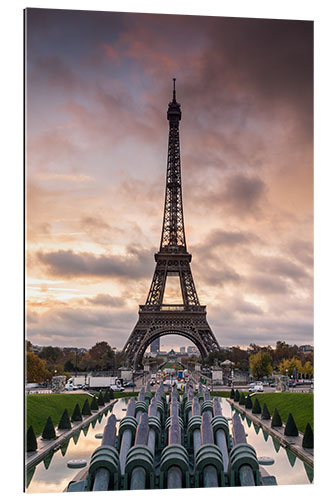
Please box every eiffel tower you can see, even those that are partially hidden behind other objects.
[122,79,220,367]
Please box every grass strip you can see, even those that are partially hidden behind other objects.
[26,394,94,436]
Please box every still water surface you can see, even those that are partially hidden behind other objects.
[26,397,313,493]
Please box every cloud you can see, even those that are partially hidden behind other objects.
[222,174,266,213]
[246,275,290,295]
[36,247,153,280]
[25,10,313,350]
[251,255,310,283]
[199,264,241,287]
[86,294,126,307]
[26,306,138,349]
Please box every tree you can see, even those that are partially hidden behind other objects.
[39,346,63,366]
[26,352,51,383]
[278,357,302,377]
[64,359,75,372]
[249,350,273,379]
[89,342,114,371]
[302,361,313,378]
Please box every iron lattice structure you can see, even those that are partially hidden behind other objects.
[122,80,220,367]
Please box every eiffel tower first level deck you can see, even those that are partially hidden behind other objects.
[122,80,220,367]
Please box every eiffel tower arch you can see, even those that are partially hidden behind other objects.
[122,80,220,368]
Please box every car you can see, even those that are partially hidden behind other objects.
[110,384,124,392]
[124,382,136,388]
[65,383,79,391]
[249,384,264,393]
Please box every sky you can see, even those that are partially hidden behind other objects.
[25,8,313,352]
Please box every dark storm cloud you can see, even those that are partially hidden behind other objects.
[182,17,313,123]
[37,247,153,279]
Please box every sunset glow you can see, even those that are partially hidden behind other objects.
[25,9,313,351]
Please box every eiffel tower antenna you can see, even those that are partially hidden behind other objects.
[122,80,220,367]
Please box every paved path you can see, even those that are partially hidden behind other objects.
[227,398,313,467]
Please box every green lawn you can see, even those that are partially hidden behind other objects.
[26,393,94,436]
[211,391,313,433]
[26,392,136,436]
[162,363,183,370]
[252,393,313,433]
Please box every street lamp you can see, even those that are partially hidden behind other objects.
[112,347,117,376]
[75,348,78,377]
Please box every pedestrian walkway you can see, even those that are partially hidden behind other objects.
[227,398,313,467]
[26,400,117,469]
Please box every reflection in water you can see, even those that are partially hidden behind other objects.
[262,429,269,442]
[304,462,314,483]
[72,430,80,445]
[98,415,103,423]
[43,451,54,470]
[26,466,35,488]
[27,400,126,493]
[82,425,89,436]
[272,437,281,453]
[26,397,314,493]
[246,416,252,428]
[286,448,297,467]
[91,419,97,429]
[219,398,314,486]
[60,440,69,457]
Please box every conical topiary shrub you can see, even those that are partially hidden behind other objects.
[234,389,240,402]
[284,413,298,436]
[71,403,83,422]
[271,408,282,428]
[26,425,37,452]
[42,416,56,440]
[261,403,271,420]
[97,391,104,406]
[81,398,91,416]
[245,395,253,409]
[91,396,99,411]
[239,392,246,406]
[252,398,261,414]
[230,388,235,399]
[302,423,313,448]
[104,391,110,403]
[58,408,72,430]
[109,389,114,400]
